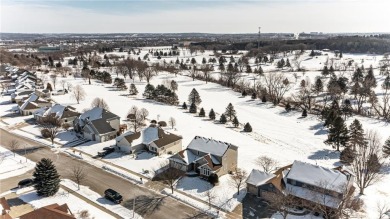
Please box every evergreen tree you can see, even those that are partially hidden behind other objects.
[33,158,60,197]
[348,119,365,151]
[352,68,364,83]
[314,77,323,94]
[143,84,155,99]
[309,50,315,57]
[199,108,205,117]
[209,109,216,120]
[188,88,202,106]
[339,51,343,58]
[129,83,138,95]
[340,146,355,164]
[202,57,207,64]
[321,66,329,77]
[322,100,340,127]
[364,65,377,88]
[246,65,252,73]
[225,103,236,121]
[219,114,227,124]
[46,83,53,91]
[189,102,197,113]
[382,137,390,158]
[182,102,187,109]
[262,95,267,102]
[242,90,247,97]
[233,116,239,128]
[329,66,335,73]
[285,102,292,112]
[341,99,353,120]
[251,93,257,100]
[285,58,291,68]
[324,117,349,151]
[244,122,252,132]
[383,76,390,91]
[302,109,307,117]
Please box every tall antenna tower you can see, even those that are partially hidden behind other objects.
[257,27,261,50]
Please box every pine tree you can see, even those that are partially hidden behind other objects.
[143,84,155,99]
[225,103,236,121]
[189,102,197,113]
[188,88,202,106]
[233,116,239,128]
[314,77,323,94]
[199,108,205,117]
[242,90,247,97]
[341,99,353,120]
[262,95,267,102]
[382,137,390,158]
[46,83,53,91]
[209,109,216,120]
[321,66,329,77]
[33,158,60,197]
[340,146,355,164]
[219,114,227,124]
[302,109,307,117]
[244,122,252,132]
[309,50,315,57]
[285,102,292,112]
[339,51,343,58]
[182,102,187,109]
[324,117,349,151]
[348,119,365,151]
[129,83,138,95]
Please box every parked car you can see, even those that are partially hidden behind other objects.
[97,147,115,157]
[104,189,123,204]
[18,178,34,188]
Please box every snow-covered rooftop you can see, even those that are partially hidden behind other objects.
[286,161,348,193]
[79,107,103,121]
[187,136,231,157]
[246,169,275,186]
[142,126,159,145]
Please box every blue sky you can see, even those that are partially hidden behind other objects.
[1,0,390,33]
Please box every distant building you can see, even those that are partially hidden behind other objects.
[38,46,62,53]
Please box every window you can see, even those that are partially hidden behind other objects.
[203,168,210,176]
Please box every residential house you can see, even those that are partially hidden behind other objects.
[168,136,238,178]
[74,107,120,142]
[11,90,34,103]
[116,125,182,155]
[247,161,355,212]
[20,203,75,219]
[34,104,80,125]
[18,93,51,116]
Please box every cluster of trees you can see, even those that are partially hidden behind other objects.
[152,50,180,57]
[143,83,179,105]
[113,78,127,90]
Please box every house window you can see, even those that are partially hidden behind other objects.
[203,168,210,176]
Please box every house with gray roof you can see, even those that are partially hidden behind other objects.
[34,104,80,125]
[247,161,355,212]
[18,93,51,116]
[116,125,182,155]
[73,107,120,142]
[169,136,238,178]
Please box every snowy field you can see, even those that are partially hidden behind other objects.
[19,187,116,219]
[0,145,35,180]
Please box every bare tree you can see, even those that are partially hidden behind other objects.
[90,97,109,110]
[41,115,62,145]
[377,201,390,219]
[157,162,182,194]
[128,106,146,132]
[59,79,66,90]
[229,168,247,195]
[0,81,11,94]
[168,117,176,129]
[66,82,73,91]
[9,140,20,157]
[204,185,216,209]
[139,108,149,121]
[352,130,384,194]
[269,192,299,219]
[72,85,86,104]
[144,65,156,84]
[71,165,88,190]
[50,73,58,89]
[200,64,213,83]
[255,156,278,173]
[263,73,292,105]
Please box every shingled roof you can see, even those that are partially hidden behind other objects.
[20,203,75,219]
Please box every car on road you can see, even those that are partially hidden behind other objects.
[18,179,34,188]
[104,189,123,204]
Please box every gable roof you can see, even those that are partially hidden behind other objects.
[246,169,276,186]
[78,107,119,127]
[89,119,115,135]
[20,203,75,219]
[187,136,235,157]
[36,104,80,119]
[198,154,222,171]
[153,128,182,148]
[286,161,348,193]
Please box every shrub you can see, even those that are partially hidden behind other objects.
[242,90,247,97]
[219,114,227,124]
[208,173,219,185]
[251,93,257,100]
[244,123,252,132]
[189,103,197,113]
[302,109,308,117]
[41,128,51,138]
[182,102,187,109]
[199,108,205,117]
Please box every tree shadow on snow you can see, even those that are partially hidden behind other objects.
[308,149,340,161]
[123,195,165,216]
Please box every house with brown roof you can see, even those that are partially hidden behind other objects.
[74,107,120,142]
[168,136,238,178]
[20,203,75,219]
[0,197,11,219]
[18,93,51,116]
[34,104,80,125]
[116,125,182,155]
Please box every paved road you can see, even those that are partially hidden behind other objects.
[0,129,209,219]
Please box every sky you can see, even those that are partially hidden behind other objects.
[1,0,390,33]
